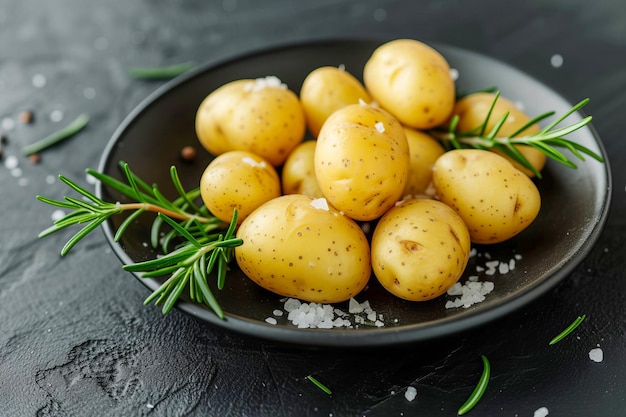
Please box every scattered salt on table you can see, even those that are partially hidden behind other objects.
[404,386,417,402]
[589,347,603,363]
[533,406,549,417]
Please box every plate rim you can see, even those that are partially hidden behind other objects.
[96,38,612,348]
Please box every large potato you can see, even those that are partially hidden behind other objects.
[432,149,541,244]
[402,127,445,197]
[281,141,324,198]
[235,194,371,304]
[371,198,471,301]
[363,39,455,130]
[315,103,410,221]
[200,151,281,224]
[452,92,546,177]
[195,77,306,166]
[300,66,372,137]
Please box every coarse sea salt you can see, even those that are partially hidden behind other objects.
[375,121,385,133]
[241,156,266,168]
[589,347,603,363]
[268,297,385,329]
[404,386,417,402]
[533,406,549,417]
[243,75,286,92]
[310,197,330,211]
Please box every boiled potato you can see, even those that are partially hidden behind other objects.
[200,151,281,224]
[235,194,371,304]
[281,141,324,198]
[363,39,455,130]
[452,92,546,177]
[195,77,306,166]
[371,198,471,301]
[432,149,541,244]
[315,103,410,221]
[402,127,445,197]
[300,66,372,137]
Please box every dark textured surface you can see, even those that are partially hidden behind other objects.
[0,1,624,416]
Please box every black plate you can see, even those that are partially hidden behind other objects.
[97,39,611,347]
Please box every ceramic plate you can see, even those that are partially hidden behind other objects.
[97,39,611,347]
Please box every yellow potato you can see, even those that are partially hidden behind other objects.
[235,194,371,303]
[314,103,410,221]
[195,77,306,166]
[371,198,471,301]
[300,66,372,137]
[363,39,455,130]
[402,127,445,197]
[200,151,281,224]
[452,92,546,177]
[281,141,324,198]
[432,149,541,244]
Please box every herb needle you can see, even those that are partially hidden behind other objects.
[549,314,586,345]
[458,355,490,415]
[22,113,89,156]
[306,375,332,395]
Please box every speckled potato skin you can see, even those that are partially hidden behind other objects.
[300,66,372,137]
[432,149,541,244]
[195,79,306,166]
[235,194,371,304]
[402,127,445,197]
[363,39,455,130]
[281,141,324,198]
[314,103,410,221]
[200,151,281,224]
[371,198,471,301]
[452,92,546,177]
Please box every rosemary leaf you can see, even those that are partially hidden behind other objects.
[458,355,490,415]
[306,375,332,395]
[549,314,586,345]
[22,114,89,156]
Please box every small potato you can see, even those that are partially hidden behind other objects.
[402,127,445,197]
[315,103,410,221]
[432,149,541,244]
[235,194,371,304]
[363,39,455,130]
[371,198,471,301]
[281,141,324,198]
[300,66,372,137]
[195,77,306,166]
[452,92,546,177]
[200,151,281,224]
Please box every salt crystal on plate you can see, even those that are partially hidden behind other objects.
[404,386,417,401]
[533,406,549,417]
[310,198,329,211]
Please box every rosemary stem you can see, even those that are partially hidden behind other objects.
[119,202,214,223]
[22,114,89,156]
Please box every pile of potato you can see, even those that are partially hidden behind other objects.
[194,39,543,305]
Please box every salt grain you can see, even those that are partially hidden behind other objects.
[550,54,563,68]
[243,76,286,92]
[51,209,65,221]
[533,406,549,417]
[375,121,385,133]
[146,403,154,409]
[49,110,64,122]
[241,156,266,168]
[1,117,15,131]
[310,198,329,211]
[404,386,417,402]
[32,74,46,88]
[265,317,277,325]
[449,68,459,81]
[4,155,18,169]
[589,347,603,363]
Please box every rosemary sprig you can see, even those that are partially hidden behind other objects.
[22,113,89,156]
[457,355,490,415]
[549,314,586,345]
[431,93,604,178]
[37,162,241,318]
[128,61,196,79]
[306,375,332,395]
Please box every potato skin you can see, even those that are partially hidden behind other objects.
[432,149,541,244]
[371,198,471,301]
[281,141,324,198]
[300,66,372,137]
[363,39,455,130]
[235,194,371,304]
[402,127,445,197]
[200,151,281,224]
[195,78,306,166]
[314,103,410,221]
[452,92,546,177]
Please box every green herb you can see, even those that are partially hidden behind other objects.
[430,92,604,178]
[22,113,89,156]
[549,314,586,345]
[306,375,332,395]
[457,355,490,415]
[36,162,240,318]
[128,61,196,79]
